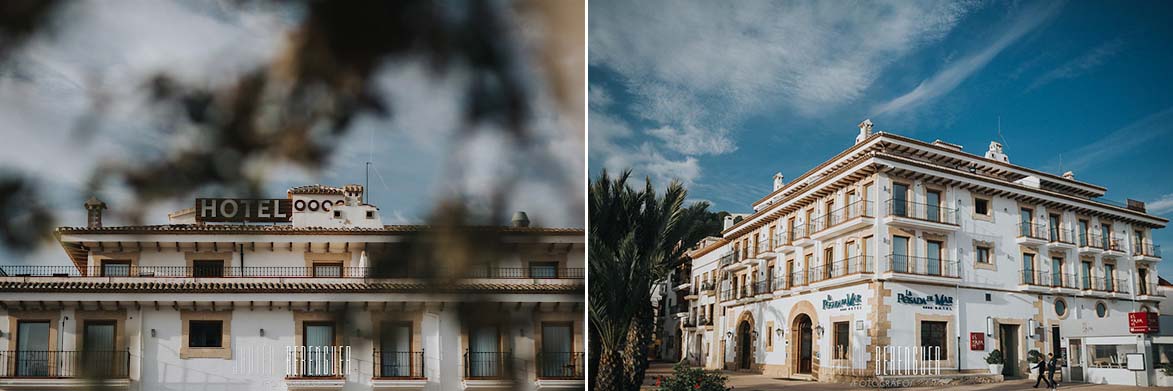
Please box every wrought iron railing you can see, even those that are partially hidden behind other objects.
[1134,243,1162,258]
[1020,270,1078,289]
[286,346,351,378]
[885,199,958,225]
[1018,222,1048,240]
[753,280,771,295]
[773,230,789,247]
[0,265,584,279]
[756,239,771,255]
[464,351,511,379]
[789,225,809,242]
[0,350,129,378]
[806,256,874,284]
[1106,238,1125,253]
[810,200,874,233]
[1049,227,1076,244]
[718,252,736,268]
[1078,233,1104,249]
[373,350,424,378]
[537,352,583,379]
[884,255,958,278]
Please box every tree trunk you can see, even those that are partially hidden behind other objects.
[622,302,654,390]
[589,322,601,387]
[594,347,624,391]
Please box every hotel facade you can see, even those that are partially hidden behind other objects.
[0,184,584,391]
[675,123,1169,385]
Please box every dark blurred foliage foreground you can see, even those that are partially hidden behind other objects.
[0,0,583,388]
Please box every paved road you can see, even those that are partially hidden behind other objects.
[643,362,1173,390]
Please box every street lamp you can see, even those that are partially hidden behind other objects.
[986,316,994,336]
[814,324,824,337]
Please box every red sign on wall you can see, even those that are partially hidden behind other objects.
[970,332,985,351]
[1129,312,1160,334]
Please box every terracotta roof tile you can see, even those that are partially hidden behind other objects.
[55,224,583,235]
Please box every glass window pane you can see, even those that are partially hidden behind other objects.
[17,321,50,376]
[313,264,342,277]
[102,262,130,277]
[529,262,558,278]
[380,323,411,377]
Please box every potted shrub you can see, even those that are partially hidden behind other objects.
[985,349,1004,375]
[658,363,731,391]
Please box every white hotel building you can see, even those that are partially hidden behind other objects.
[0,184,584,391]
[676,123,1169,385]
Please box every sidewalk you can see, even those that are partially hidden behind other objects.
[643,362,1173,390]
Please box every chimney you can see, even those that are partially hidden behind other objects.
[511,211,531,228]
[1062,171,1075,180]
[855,119,873,144]
[84,196,107,228]
[723,215,735,231]
[773,172,785,191]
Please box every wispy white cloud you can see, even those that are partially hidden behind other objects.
[1148,193,1173,215]
[1049,106,1173,172]
[872,1,1064,115]
[590,108,701,187]
[1027,38,1123,92]
[646,124,736,156]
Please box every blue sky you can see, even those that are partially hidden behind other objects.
[589,0,1173,275]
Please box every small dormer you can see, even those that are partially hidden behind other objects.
[984,141,1010,163]
[288,184,381,228]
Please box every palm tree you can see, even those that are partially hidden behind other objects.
[589,170,712,391]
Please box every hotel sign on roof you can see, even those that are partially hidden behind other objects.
[196,198,292,223]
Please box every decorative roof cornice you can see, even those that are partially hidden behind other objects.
[0,280,583,294]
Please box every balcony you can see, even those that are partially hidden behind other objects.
[1016,222,1048,247]
[1047,227,1077,249]
[1137,283,1165,300]
[285,346,352,390]
[373,350,425,389]
[882,200,959,232]
[0,351,130,387]
[463,351,514,388]
[754,280,772,298]
[718,252,737,269]
[773,231,795,253]
[719,287,734,301]
[806,256,874,285]
[1105,238,1127,256]
[790,225,813,248]
[536,352,584,382]
[1018,270,1079,292]
[810,201,875,240]
[882,255,958,279]
[1080,276,1130,296]
[699,281,716,295]
[0,265,584,280]
[1077,233,1105,255]
[756,238,776,258]
[1132,243,1162,262]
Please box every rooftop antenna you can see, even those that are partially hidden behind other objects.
[365,125,374,204]
[996,116,1009,148]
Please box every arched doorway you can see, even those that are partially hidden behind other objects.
[737,320,753,369]
[794,314,813,374]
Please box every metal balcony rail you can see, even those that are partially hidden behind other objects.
[682,318,697,328]
[756,239,771,255]
[1138,283,1164,296]
[464,351,512,379]
[753,280,771,295]
[718,252,736,268]
[806,256,875,284]
[737,284,754,299]
[1078,233,1104,249]
[373,350,424,379]
[0,350,130,378]
[1049,227,1076,244]
[809,200,874,233]
[0,265,584,280]
[719,287,734,301]
[1134,243,1162,258]
[789,225,809,242]
[1079,276,1129,293]
[1106,238,1125,253]
[1019,269,1044,286]
[885,199,958,225]
[1019,270,1079,289]
[537,352,584,379]
[773,230,789,247]
[286,346,351,378]
[1055,273,1079,289]
[700,316,712,326]
[884,255,958,278]
[1018,222,1048,240]
[699,281,715,292]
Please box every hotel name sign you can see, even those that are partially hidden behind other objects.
[822,293,862,311]
[896,290,954,310]
[196,198,292,223]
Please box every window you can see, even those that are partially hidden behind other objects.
[333,210,342,218]
[189,320,223,348]
[303,322,336,376]
[1105,264,1116,291]
[926,190,942,222]
[192,260,224,277]
[920,321,947,359]
[1101,222,1112,248]
[1054,299,1067,317]
[892,236,909,273]
[366,210,375,219]
[1081,261,1093,289]
[529,262,559,278]
[15,321,50,376]
[1022,253,1035,284]
[1051,257,1063,287]
[101,260,131,277]
[892,183,910,217]
[926,240,943,276]
[1140,269,1150,295]
[1096,302,1108,318]
[1078,219,1090,246]
[974,198,990,216]
[766,321,774,349]
[312,262,343,277]
[539,323,574,378]
[379,322,413,377]
[833,321,849,359]
[468,326,501,378]
[1089,344,1136,368]
[1020,208,1033,236]
[1049,214,1061,242]
[976,246,991,264]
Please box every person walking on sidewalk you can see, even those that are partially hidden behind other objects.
[1047,353,1060,390]
[1033,354,1053,388]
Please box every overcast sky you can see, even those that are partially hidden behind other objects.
[0,0,584,265]
[589,0,1173,276]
